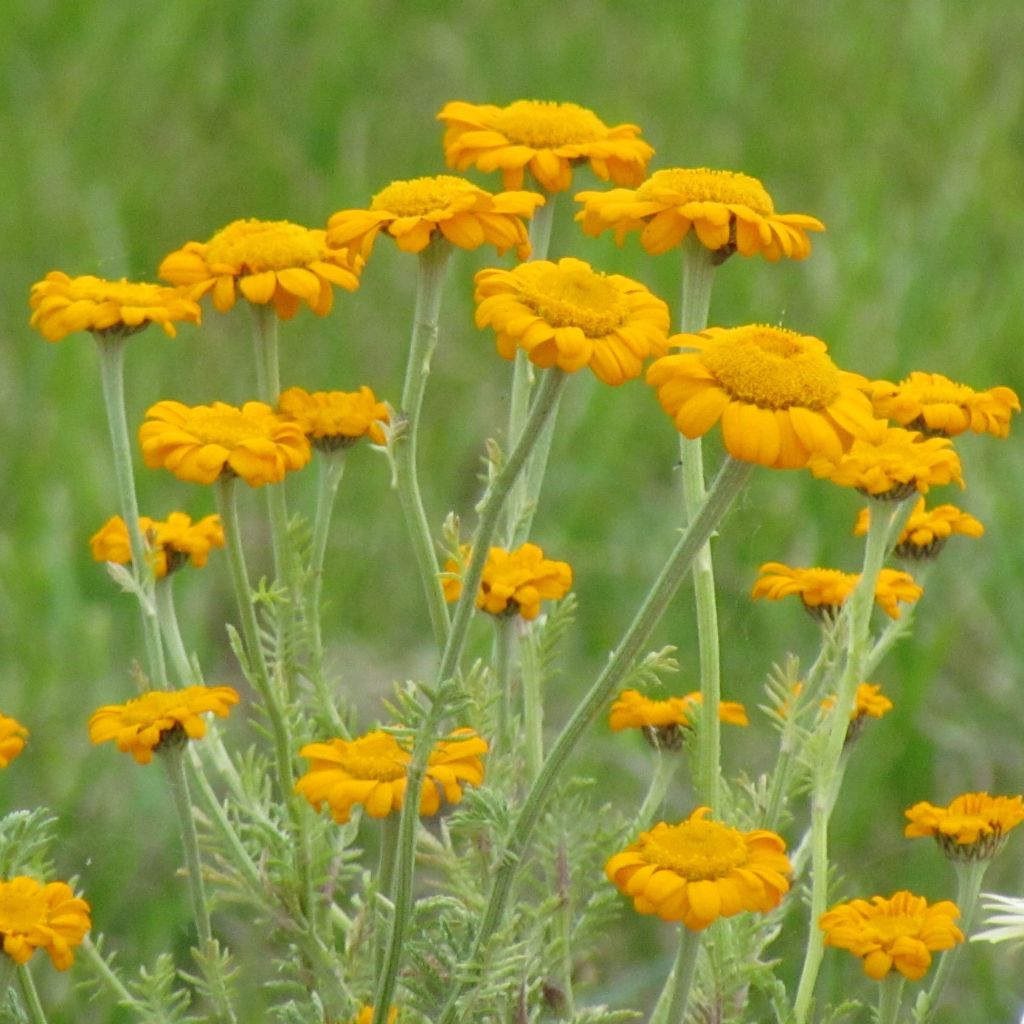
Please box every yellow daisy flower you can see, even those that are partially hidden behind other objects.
[905,792,1024,862]
[437,99,654,193]
[868,372,1020,439]
[29,271,200,342]
[295,728,487,825]
[474,257,670,385]
[0,876,91,970]
[576,167,824,261]
[326,175,545,261]
[606,807,792,930]
[820,683,893,744]
[442,542,572,620]
[646,325,882,468]
[820,891,963,981]
[277,385,389,451]
[89,686,239,765]
[0,713,28,768]
[348,1007,398,1024]
[751,563,923,622]
[158,218,362,319]
[854,499,984,560]
[808,427,963,499]
[609,689,748,751]
[90,512,224,578]
[139,399,311,487]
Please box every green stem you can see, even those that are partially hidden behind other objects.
[154,578,200,685]
[555,833,576,1017]
[94,334,167,689]
[438,369,568,687]
[520,623,545,783]
[651,927,703,1024]
[16,964,50,1024]
[676,236,721,815]
[79,937,143,1010]
[876,973,905,1024]
[632,749,680,833]
[437,457,754,1024]
[527,187,557,261]
[250,303,281,404]
[392,239,454,650]
[492,616,516,761]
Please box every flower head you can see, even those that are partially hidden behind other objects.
[808,427,963,499]
[609,689,747,750]
[327,175,544,261]
[868,372,1020,439]
[474,257,670,385]
[442,543,572,620]
[437,99,654,193]
[348,1007,398,1024]
[29,271,200,342]
[90,512,224,578]
[89,686,240,764]
[854,499,984,561]
[139,399,311,486]
[905,792,1024,861]
[159,218,362,319]
[576,167,824,261]
[752,563,923,622]
[606,807,791,930]
[295,728,487,824]
[0,714,28,768]
[647,325,882,469]
[820,891,963,981]
[277,385,389,450]
[0,877,90,970]
[820,683,893,744]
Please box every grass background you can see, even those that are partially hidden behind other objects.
[3,0,1024,1019]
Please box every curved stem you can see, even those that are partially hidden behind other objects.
[94,334,167,689]
[632,749,680,834]
[154,578,201,685]
[520,623,545,783]
[17,964,49,1024]
[437,457,754,1024]
[492,615,516,761]
[651,927,703,1024]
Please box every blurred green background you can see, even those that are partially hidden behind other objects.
[3,1,1023,1019]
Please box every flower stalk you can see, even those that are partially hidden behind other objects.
[17,964,50,1024]
[651,927,702,1024]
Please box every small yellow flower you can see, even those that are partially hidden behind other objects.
[442,543,572,620]
[29,271,200,342]
[905,792,1024,861]
[326,175,545,261]
[820,891,963,981]
[295,728,487,824]
[606,807,791,930]
[159,218,362,319]
[277,385,389,450]
[609,689,748,751]
[348,1007,398,1024]
[868,372,1020,439]
[576,167,824,261]
[854,499,984,560]
[752,563,923,622]
[474,257,670,385]
[90,512,224,578]
[89,686,240,764]
[819,683,893,744]
[139,399,311,487]
[808,427,963,499]
[437,99,654,193]
[0,876,91,970]
[0,713,29,768]
[646,325,882,469]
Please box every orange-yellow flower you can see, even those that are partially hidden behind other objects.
[0,713,28,768]
[442,543,572,620]
[139,400,311,486]
[606,807,791,930]
[88,686,240,765]
[0,876,90,970]
[474,257,670,385]
[752,563,923,621]
[349,1007,398,1024]
[159,218,362,319]
[905,792,1024,861]
[29,271,200,342]
[820,891,963,981]
[278,386,389,450]
[90,512,224,578]
[647,325,882,469]
[326,175,544,261]
[295,728,487,824]
[808,427,963,499]
[576,167,824,261]
[868,372,1020,439]
[609,689,748,751]
[854,499,984,560]
[437,99,654,193]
